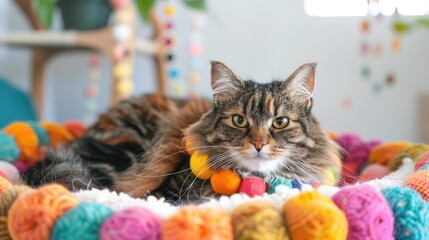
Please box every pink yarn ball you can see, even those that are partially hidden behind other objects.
[359,164,390,182]
[415,151,429,171]
[336,133,362,162]
[238,177,267,197]
[100,206,162,240]
[13,161,29,175]
[337,133,381,167]
[332,184,394,240]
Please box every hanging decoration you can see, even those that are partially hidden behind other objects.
[83,55,101,125]
[187,14,205,98]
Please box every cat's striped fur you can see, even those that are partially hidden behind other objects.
[23,61,341,203]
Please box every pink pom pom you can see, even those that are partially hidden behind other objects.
[359,164,390,182]
[100,206,162,240]
[333,184,394,240]
[239,177,267,197]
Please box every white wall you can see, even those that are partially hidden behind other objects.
[1,0,429,142]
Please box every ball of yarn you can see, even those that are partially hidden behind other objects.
[0,176,11,194]
[0,185,33,240]
[100,206,162,240]
[349,140,382,167]
[0,132,20,163]
[163,206,233,240]
[339,162,359,186]
[388,145,429,171]
[414,151,429,171]
[336,133,362,156]
[210,169,241,195]
[40,122,74,148]
[3,122,39,164]
[232,201,289,240]
[283,191,348,240]
[359,163,390,182]
[0,161,20,184]
[239,177,267,197]
[332,184,394,240]
[382,187,429,240]
[63,121,86,139]
[52,202,113,240]
[12,161,29,175]
[190,153,215,180]
[8,184,78,240]
[26,121,49,146]
[368,142,412,165]
[405,170,429,201]
[268,177,292,194]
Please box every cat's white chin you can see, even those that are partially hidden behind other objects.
[239,157,282,174]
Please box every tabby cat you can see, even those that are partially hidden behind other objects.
[23,61,341,203]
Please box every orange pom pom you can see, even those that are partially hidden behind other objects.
[163,206,233,240]
[368,142,412,165]
[0,176,11,194]
[3,122,39,165]
[40,122,74,148]
[405,170,429,201]
[63,121,86,139]
[283,191,348,240]
[8,184,79,240]
[210,170,241,195]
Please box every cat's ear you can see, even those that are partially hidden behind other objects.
[210,61,245,103]
[284,63,317,97]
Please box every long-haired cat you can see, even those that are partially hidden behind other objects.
[23,61,341,203]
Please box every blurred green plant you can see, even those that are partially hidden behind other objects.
[393,18,429,34]
[35,0,206,28]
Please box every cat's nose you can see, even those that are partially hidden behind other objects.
[251,139,266,152]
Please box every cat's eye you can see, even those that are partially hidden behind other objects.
[272,117,289,129]
[232,114,248,128]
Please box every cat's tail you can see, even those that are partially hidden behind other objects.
[22,137,133,191]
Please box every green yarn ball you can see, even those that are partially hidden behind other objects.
[52,202,114,240]
[26,121,49,146]
[268,177,292,194]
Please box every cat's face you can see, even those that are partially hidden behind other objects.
[185,61,340,183]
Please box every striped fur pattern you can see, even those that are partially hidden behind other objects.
[23,61,341,204]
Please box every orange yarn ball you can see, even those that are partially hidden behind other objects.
[3,122,39,165]
[163,206,233,240]
[41,122,74,148]
[63,120,86,139]
[8,184,79,240]
[405,170,429,201]
[210,169,241,195]
[368,142,412,165]
[283,191,348,240]
[0,176,11,195]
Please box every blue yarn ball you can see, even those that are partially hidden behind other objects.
[0,132,20,162]
[381,186,429,240]
[26,121,49,146]
[52,202,114,240]
[267,177,292,194]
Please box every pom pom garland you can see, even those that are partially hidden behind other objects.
[238,177,267,197]
[210,170,241,196]
[189,153,214,180]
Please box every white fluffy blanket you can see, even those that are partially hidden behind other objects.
[74,159,415,219]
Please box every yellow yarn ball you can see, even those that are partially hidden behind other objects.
[283,191,348,240]
[210,170,241,195]
[232,201,289,240]
[368,142,412,165]
[190,153,215,180]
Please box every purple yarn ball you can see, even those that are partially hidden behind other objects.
[336,134,363,162]
[337,134,382,167]
[332,184,394,240]
[100,206,162,240]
